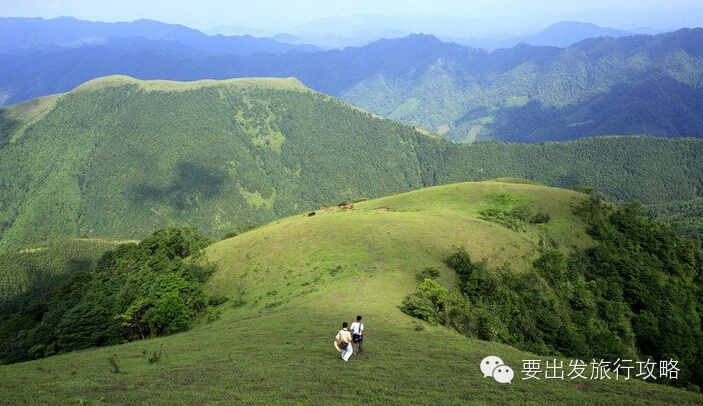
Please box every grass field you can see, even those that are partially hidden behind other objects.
[1,180,701,405]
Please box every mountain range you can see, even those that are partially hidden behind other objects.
[1,18,702,142]
[209,10,702,48]
[0,16,320,55]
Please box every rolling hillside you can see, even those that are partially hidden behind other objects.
[1,181,701,404]
[204,180,593,310]
[2,75,703,253]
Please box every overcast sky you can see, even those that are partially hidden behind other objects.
[0,0,701,33]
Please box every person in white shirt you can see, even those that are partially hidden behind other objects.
[350,315,365,355]
[336,322,353,361]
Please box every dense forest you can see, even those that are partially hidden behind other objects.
[1,77,703,253]
[402,195,703,390]
[0,78,431,252]
[648,199,703,242]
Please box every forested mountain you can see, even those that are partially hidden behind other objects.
[0,76,436,252]
[341,29,703,142]
[1,22,702,142]
[1,75,703,252]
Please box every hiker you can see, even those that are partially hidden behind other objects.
[350,315,365,355]
[336,322,353,361]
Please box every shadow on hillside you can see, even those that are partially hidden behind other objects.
[131,162,226,209]
[0,257,93,315]
[0,110,22,149]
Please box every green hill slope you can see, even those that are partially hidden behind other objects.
[0,75,435,252]
[2,75,703,254]
[1,180,701,404]
[204,179,593,311]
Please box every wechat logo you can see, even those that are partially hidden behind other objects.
[480,356,514,384]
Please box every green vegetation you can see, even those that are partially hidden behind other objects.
[2,76,703,253]
[0,226,220,365]
[0,181,701,404]
[401,194,703,391]
[0,76,432,252]
[6,29,703,144]
[648,198,703,242]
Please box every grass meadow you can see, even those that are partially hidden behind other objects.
[1,181,701,404]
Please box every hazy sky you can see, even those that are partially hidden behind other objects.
[0,0,701,32]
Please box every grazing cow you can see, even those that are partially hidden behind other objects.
[308,211,316,217]
[322,205,336,211]
[338,203,355,211]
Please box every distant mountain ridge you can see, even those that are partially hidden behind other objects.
[224,12,690,49]
[1,18,702,142]
[0,17,320,55]
[528,21,633,46]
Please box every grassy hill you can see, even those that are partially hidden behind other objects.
[204,179,593,307]
[1,180,701,404]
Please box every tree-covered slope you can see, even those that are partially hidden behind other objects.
[0,238,129,309]
[342,29,703,142]
[436,137,703,205]
[0,75,436,252]
[2,75,703,252]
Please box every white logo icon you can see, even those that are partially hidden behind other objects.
[492,365,515,384]
[480,356,514,384]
